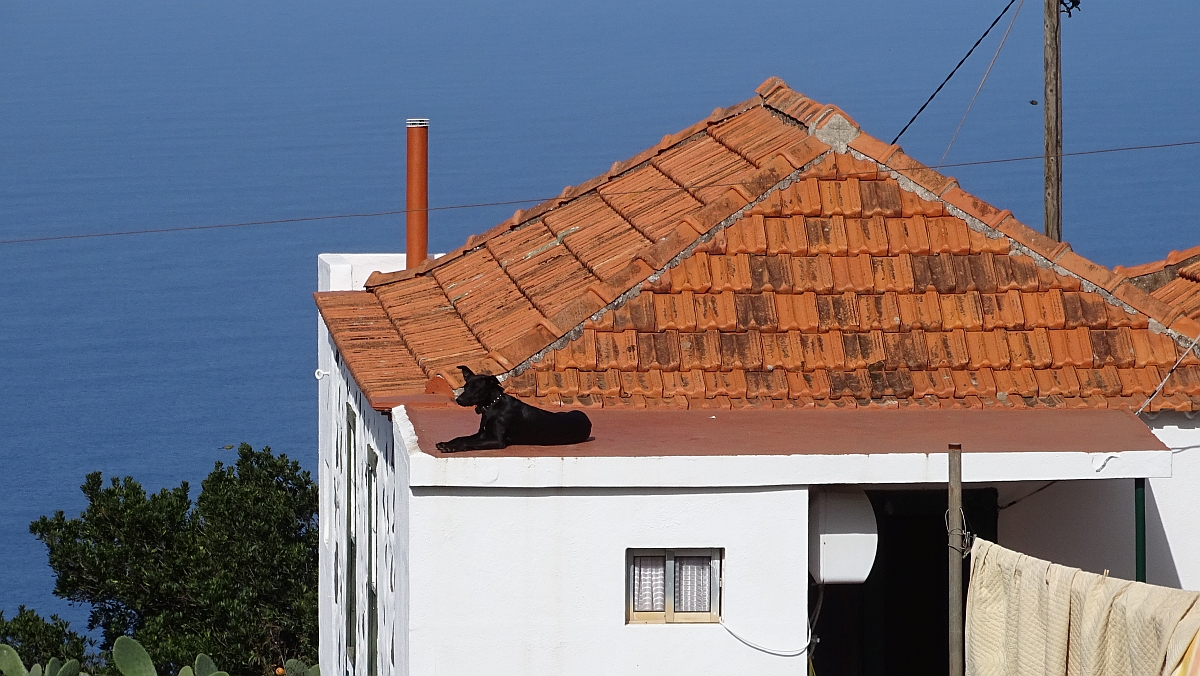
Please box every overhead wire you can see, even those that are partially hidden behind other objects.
[891,0,1021,145]
[938,0,1026,167]
[2,139,1200,246]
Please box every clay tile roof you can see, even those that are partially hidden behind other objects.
[1116,245,1200,330]
[315,77,1200,412]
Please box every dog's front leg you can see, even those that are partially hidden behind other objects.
[435,421,510,452]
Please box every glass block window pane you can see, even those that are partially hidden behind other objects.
[633,556,666,612]
[674,556,711,612]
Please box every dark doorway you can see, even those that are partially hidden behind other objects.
[810,488,998,676]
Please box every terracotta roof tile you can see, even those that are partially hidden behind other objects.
[897,291,943,331]
[792,255,836,293]
[486,222,600,320]
[859,293,902,331]
[710,254,754,292]
[372,277,491,375]
[927,217,972,255]
[679,330,722,371]
[596,330,639,371]
[859,180,903,217]
[842,331,886,369]
[806,216,850,255]
[776,292,821,332]
[324,78,1193,413]
[543,194,655,280]
[981,291,1025,330]
[708,106,808,167]
[1007,328,1055,369]
[314,292,429,407]
[846,216,890,255]
[799,332,846,370]
[652,136,757,204]
[703,369,748,398]
[830,254,873,292]
[761,331,804,370]
[555,328,598,370]
[782,179,823,217]
[818,179,863,217]
[734,293,779,331]
[884,331,929,370]
[1047,328,1093,368]
[872,255,915,292]
[726,214,769,254]
[749,254,794,292]
[817,293,861,331]
[764,216,808,255]
[599,164,704,241]
[695,291,738,331]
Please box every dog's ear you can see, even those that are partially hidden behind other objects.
[458,365,476,379]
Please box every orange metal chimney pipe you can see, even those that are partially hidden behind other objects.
[406,118,429,269]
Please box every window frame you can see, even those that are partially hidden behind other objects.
[626,548,723,624]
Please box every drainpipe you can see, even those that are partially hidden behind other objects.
[1135,478,1146,582]
[406,118,429,270]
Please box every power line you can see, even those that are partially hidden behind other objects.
[939,0,1027,167]
[892,0,1020,145]
[2,138,1199,246]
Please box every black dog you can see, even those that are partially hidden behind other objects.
[435,366,592,452]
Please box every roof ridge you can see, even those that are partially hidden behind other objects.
[363,95,772,291]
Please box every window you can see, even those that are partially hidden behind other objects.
[627,549,722,624]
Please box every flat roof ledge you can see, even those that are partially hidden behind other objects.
[398,407,1171,489]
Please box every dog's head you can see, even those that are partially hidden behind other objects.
[454,365,504,408]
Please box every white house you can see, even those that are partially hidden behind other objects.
[313,78,1200,676]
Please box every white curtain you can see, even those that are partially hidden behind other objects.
[633,556,666,612]
[675,556,711,612]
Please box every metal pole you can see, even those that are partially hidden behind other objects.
[405,118,429,270]
[949,443,964,676]
[1044,0,1063,241]
[1135,478,1146,582]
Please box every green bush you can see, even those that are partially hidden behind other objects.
[1,635,319,676]
[28,444,318,676]
[0,607,94,674]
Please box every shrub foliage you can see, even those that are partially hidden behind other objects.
[28,444,318,676]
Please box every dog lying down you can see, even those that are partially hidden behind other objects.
[435,366,592,452]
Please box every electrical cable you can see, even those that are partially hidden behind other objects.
[998,480,1060,510]
[3,139,1199,246]
[1136,330,1200,415]
[718,582,824,658]
[891,0,1020,144]
[938,0,1026,167]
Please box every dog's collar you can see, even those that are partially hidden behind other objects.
[482,393,505,409]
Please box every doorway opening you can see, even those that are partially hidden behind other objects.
[810,488,998,676]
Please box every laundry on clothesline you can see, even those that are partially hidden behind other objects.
[966,539,1200,676]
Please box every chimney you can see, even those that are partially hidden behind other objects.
[406,118,429,270]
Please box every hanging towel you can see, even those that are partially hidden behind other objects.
[966,538,1076,676]
[1173,631,1200,676]
[966,539,1200,676]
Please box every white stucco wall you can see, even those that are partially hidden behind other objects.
[318,259,404,676]
[1147,413,1200,589]
[996,413,1200,591]
[405,484,810,676]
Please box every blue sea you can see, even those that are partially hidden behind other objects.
[2,0,1198,630]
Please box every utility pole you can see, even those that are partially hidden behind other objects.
[949,444,964,676]
[1044,0,1062,242]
